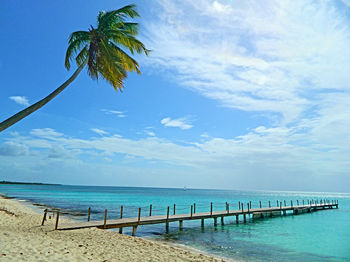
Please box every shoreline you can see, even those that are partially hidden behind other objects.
[0,195,235,261]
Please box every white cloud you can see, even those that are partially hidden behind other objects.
[160,117,193,130]
[9,96,29,106]
[0,141,28,156]
[30,128,63,138]
[91,128,108,136]
[2,127,350,191]
[101,109,126,118]
[144,0,350,124]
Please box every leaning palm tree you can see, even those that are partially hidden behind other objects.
[0,4,149,132]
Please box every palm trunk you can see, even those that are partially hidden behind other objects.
[0,61,87,133]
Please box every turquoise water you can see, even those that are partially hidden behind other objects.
[0,184,349,261]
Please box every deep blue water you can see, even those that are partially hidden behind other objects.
[0,184,349,261]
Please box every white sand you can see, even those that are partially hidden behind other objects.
[0,196,230,261]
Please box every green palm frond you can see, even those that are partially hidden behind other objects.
[65,4,148,92]
[65,31,91,70]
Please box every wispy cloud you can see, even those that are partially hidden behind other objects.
[91,128,108,136]
[9,96,30,106]
[160,117,193,130]
[144,0,350,124]
[101,109,126,118]
[2,127,350,191]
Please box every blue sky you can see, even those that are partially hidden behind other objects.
[1,0,350,192]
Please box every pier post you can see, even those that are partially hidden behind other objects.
[259,201,262,208]
[87,207,91,222]
[179,220,183,230]
[241,204,244,213]
[283,210,286,216]
[41,209,47,226]
[119,206,123,234]
[236,215,239,224]
[303,200,304,206]
[166,206,169,233]
[132,226,137,236]
[210,202,213,216]
[213,217,217,226]
[297,200,299,206]
[103,209,107,229]
[269,201,271,208]
[243,214,246,223]
[201,219,204,227]
[238,201,240,210]
[280,202,282,209]
[138,208,141,223]
[55,211,60,230]
[174,204,176,215]
[149,204,152,216]
[250,201,252,209]
[221,216,224,225]
[284,200,286,207]
[194,203,196,214]
[276,200,279,207]
[291,201,293,208]
[191,205,193,217]
[247,203,250,213]
[227,203,229,214]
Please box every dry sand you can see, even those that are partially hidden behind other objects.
[0,196,228,261]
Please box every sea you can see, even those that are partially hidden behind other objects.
[0,184,349,262]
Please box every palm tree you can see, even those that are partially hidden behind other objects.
[0,4,149,132]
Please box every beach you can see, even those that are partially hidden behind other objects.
[0,196,227,262]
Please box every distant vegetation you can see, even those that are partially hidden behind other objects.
[0,181,61,186]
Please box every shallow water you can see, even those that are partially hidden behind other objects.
[0,184,349,261]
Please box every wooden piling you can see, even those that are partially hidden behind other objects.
[238,201,240,209]
[119,206,123,234]
[243,214,246,223]
[179,220,183,230]
[41,209,47,226]
[103,209,107,229]
[132,226,137,236]
[269,201,271,208]
[276,200,279,207]
[221,216,224,225]
[138,208,141,223]
[194,203,196,214]
[149,204,152,216]
[236,214,239,223]
[167,206,170,220]
[174,204,176,215]
[201,219,204,227]
[284,200,286,207]
[55,211,60,230]
[259,201,262,208]
[291,200,293,208]
[227,203,229,214]
[210,202,213,216]
[249,201,252,209]
[247,203,250,213]
[213,217,217,226]
[191,205,193,217]
[87,207,91,222]
[297,200,299,206]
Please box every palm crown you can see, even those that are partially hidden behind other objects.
[65,4,149,91]
[0,4,149,133]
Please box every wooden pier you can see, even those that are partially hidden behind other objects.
[44,199,339,236]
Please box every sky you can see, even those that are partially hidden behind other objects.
[1,0,350,192]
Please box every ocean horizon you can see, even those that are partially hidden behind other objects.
[1,183,349,262]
